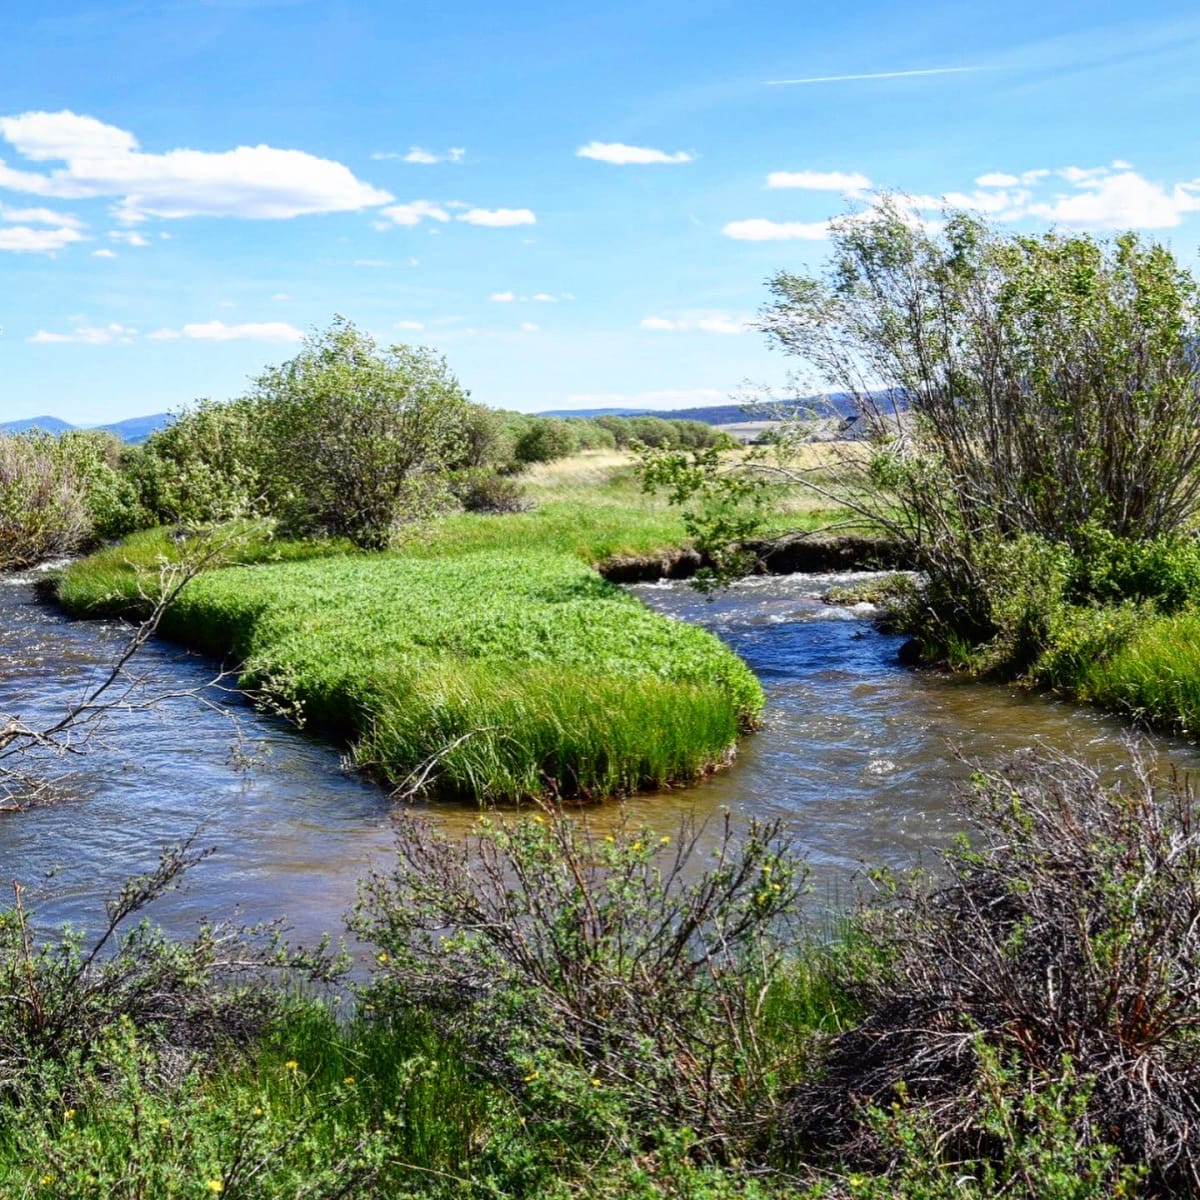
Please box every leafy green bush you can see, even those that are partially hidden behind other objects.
[1067,523,1200,611]
[253,318,472,548]
[0,432,91,568]
[513,416,578,465]
[450,467,530,513]
[128,397,268,527]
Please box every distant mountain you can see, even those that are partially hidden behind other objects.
[537,406,655,419]
[541,394,870,426]
[0,412,172,443]
[94,413,173,443]
[0,415,75,435]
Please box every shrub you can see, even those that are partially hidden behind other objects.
[253,317,472,548]
[451,467,531,514]
[129,397,268,526]
[791,747,1200,1194]
[0,432,91,568]
[351,808,806,1160]
[569,418,618,451]
[755,201,1200,650]
[513,416,578,465]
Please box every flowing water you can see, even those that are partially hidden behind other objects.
[2,567,1198,942]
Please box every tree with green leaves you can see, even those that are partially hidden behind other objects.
[253,317,472,548]
[646,198,1200,649]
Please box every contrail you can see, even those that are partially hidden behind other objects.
[767,67,979,85]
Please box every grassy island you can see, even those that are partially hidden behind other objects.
[49,451,853,801]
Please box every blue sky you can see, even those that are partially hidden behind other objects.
[2,0,1200,425]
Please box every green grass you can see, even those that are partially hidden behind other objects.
[1071,608,1200,737]
[57,510,764,802]
[53,452,871,802]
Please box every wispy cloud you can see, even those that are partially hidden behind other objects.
[576,142,692,165]
[377,200,451,227]
[490,290,569,302]
[0,224,85,252]
[373,147,466,164]
[641,314,748,334]
[767,66,979,85]
[457,207,535,227]
[767,170,871,192]
[147,321,304,342]
[722,218,832,241]
[378,202,535,229]
[29,322,136,344]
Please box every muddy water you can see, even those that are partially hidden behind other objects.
[1,567,1197,941]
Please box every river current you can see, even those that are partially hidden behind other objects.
[2,567,1197,942]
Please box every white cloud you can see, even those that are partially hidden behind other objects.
[109,229,149,246]
[395,319,425,330]
[919,162,1200,231]
[767,66,978,86]
[767,170,871,192]
[696,316,746,334]
[491,290,567,303]
[92,248,117,258]
[28,322,136,344]
[641,314,746,334]
[722,217,831,241]
[576,142,692,165]
[149,320,304,342]
[457,207,536,227]
[403,147,465,164]
[376,200,450,226]
[0,109,391,221]
[272,292,290,300]
[1,205,82,227]
[0,224,85,252]
[1027,170,1198,229]
[521,321,539,332]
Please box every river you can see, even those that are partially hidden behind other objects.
[2,567,1196,943]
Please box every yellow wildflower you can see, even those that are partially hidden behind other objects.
[207,1181,225,1194]
[284,1060,299,1072]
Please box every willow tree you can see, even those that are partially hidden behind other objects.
[762,200,1200,551]
[253,318,471,548]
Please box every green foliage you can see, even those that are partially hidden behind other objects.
[794,749,1200,1194]
[513,416,578,465]
[840,1051,1141,1199]
[253,317,472,547]
[449,467,530,513]
[1067,523,1200,611]
[59,539,763,802]
[128,397,268,526]
[0,432,92,568]
[756,199,1200,652]
[352,807,807,1160]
